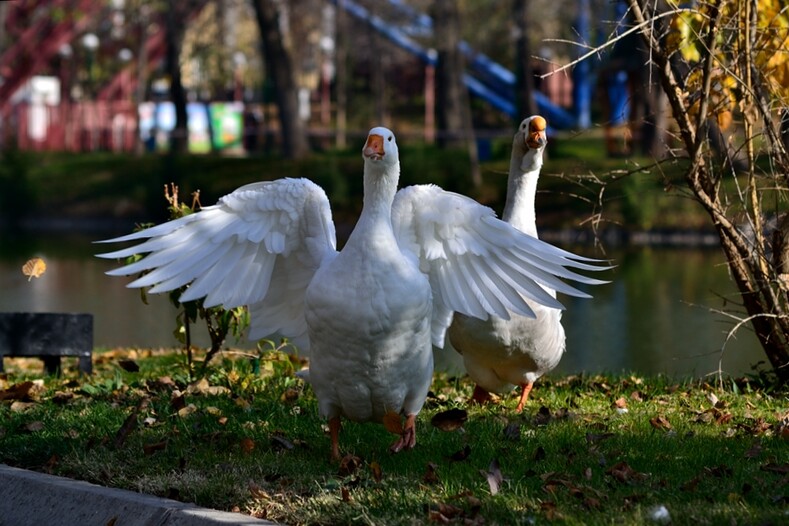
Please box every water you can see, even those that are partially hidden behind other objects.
[0,232,766,379]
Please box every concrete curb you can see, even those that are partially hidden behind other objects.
[0,464,278,526]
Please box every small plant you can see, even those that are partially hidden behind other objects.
[131,183,252,379]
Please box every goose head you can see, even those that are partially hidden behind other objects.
[363,126,399,166]
[513,116,547,172]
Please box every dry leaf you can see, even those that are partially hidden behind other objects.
[170,393,186,412]
[423,462,440,484]
[143,440,168,455]
[341,486,352,502]
[614,397,628,409]
[114,411,139,448]
[22,258,46,281]
[177,404,197,417]
[449,444,471,462]
[338,454,361,477]
[280,388,300,403]
[431,408,468,432]
[649,415,673,431]
[240,437,256,455]
[217,416,228,426]
[370,461,383,483]
[118,359,139,373]
[383,410,403,435]
[25,421,45,432]
[482,458,504,495]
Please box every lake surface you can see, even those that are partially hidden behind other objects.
[0,231,766,379]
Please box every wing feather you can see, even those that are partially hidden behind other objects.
[97,178,337,353]
[392,184,609,344]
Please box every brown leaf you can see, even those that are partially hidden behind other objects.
[25,421,45,432]
[22,257,46,281]
[280,387,300,403]
[239,437,256,455]
[10,401,36,412]
[614,397,628,409]
[370,461,383,483]
[430,408,468,432]
[502,422,521,441]
[170,393,186,412]
[760,462,789,475]
[114,410,139,448]
[586,432,615,444]
[143,440,168,456]
[271,434,294,451]
[606,461,646,483]
[681,477,700,492]
[448,444,471,462]
[482,458,503,495]
[217,416,228,426]
[534,406,552,426]
[0,381,35,401]
[177,404,197,417]
[118,359,139,373]
[423,462,440,484]
[52,391,74,405]
[630,390,644,402]
[383,410,403,435]
[649,415,672,431]
[341,486,351,502]
[744,442,763,459]
[338,454,361,477]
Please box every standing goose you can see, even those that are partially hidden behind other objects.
[98,126,606,459]
[447,116,576,412]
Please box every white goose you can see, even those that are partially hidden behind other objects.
[98,126,606,459]
[447,115,572,412]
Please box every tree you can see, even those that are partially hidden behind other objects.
[432,0,480,187]
[622,0,789,382]
[251,0,309,159]
[165,1,191,154]
[513,0,537,120]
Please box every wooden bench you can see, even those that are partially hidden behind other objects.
[0,313,93,374]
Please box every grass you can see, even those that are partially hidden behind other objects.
[1,349,787,525]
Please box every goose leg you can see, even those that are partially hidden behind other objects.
[515,381,534,413]
[389,414,416,453]
[329,416,342,461]
[470,384,493,405]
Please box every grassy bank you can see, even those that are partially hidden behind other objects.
[1,349,787,525]
[1,131,707,235]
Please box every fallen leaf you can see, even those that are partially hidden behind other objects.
[271,434,294,451]
[703,464,733,478]
[482,458,503,495]
[341,486,351,502]
[239,437,256,455]
[22,257,46,281]
[649,415,672,431]
[217,416,228,426]
[177,404,197,417]
[706,392,719,406]
[114,411,139,448]
[760,462,789,475]
[186,378,211,395]
[143,440,167,455]
[423,462,440,484]
[10,401,36,412]
[170,393,186,412]
[532,445,546,461]
[503,422,521,441]
[430,408,468,432]
[681,477,700,492]
[370,461,383,483]
[614,397,627,409]
[205,406,222,416]
[534,406,552,426]
[586,432,615,444]
[25,421,45,432]
[0,381,36,401]
[118,359,139,372]
[338,454,361,477]
[606,461,646,483]
[52,391,74,404]
[448,444,471,462]
[744,442,762,459]
[280,388,300,403]
[383,410,403,435]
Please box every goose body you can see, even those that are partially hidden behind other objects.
[98,126,607,458]
[447,116,568,411]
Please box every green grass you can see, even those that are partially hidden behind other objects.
[1,350,787,525]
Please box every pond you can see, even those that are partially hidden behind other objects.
[0,231,766,379]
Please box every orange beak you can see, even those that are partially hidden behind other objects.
[526,116,547,149]
[364,134,385,159]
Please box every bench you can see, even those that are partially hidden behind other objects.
[0,313,93,375]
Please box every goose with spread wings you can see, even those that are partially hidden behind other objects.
[98,126,608,459]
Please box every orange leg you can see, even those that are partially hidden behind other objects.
[329,416,342,461]
[389,414,416,453]
[470,384,493,405]
[515,381,534,413]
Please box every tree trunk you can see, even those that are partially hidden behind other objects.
[432,0,480,187]
[513,0,537,120]
[335,0,348,149]
[165,2,189,154]
[252,0,309,159]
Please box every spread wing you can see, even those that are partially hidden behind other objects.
[391,184,609,348]
[96,178,337,354]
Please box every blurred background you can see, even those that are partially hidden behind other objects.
[0,0,774,379]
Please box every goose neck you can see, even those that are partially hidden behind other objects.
[502,151,542,236]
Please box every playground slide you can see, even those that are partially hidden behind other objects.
[331,0,578,128]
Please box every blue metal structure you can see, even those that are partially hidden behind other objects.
[329,0,581,129]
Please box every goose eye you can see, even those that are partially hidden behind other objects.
[387,136,393,142]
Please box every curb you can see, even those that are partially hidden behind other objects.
[0,464,278,526]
